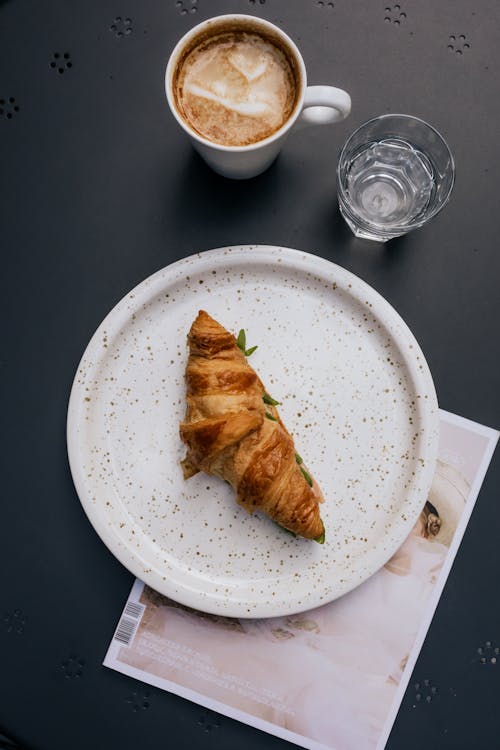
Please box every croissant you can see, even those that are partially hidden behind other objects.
[179,310,325,541]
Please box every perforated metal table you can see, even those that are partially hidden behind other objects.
[1,1,499,748]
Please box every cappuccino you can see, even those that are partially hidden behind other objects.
[173,28,299,147]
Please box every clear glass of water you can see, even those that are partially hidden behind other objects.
[337,114,455,241]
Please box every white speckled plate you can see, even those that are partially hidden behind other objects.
[67,246,439,618]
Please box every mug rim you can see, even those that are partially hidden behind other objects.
[165,13,307,153]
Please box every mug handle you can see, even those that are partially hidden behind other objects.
[297,85,351,127]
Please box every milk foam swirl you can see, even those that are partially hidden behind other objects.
[175,32,297,147]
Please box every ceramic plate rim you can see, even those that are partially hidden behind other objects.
[67,246,439,617]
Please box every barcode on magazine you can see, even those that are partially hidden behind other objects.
[114,600,145,646]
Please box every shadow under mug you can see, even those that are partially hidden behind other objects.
[165,14,352,179]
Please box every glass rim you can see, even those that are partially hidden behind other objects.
[336,113,456,234]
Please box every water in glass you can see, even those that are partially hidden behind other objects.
[345,138,435,230]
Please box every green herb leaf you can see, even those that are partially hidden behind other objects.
[295,452,303,465]
[265,412,278,421]
[263,392,281,406]
[237,329,246,353]
[314,527,326,544]
[300,466,313,487]
[237,329,257,357]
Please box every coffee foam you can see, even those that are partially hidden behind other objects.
[174,31,298,147]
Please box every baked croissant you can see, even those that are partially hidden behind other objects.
[179,310,325,541]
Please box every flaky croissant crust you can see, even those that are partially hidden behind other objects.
[179,310,324,540]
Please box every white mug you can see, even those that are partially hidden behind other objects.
[165,14,351,179]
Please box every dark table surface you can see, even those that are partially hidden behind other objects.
[1,0,499,748]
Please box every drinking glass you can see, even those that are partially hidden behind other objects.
[337,114,455,241]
